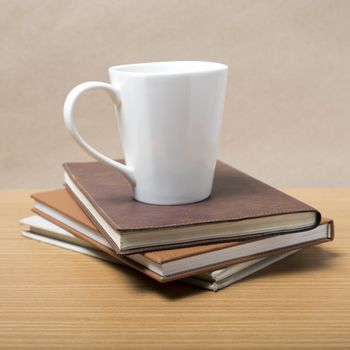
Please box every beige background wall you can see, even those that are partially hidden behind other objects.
[1,0,349,188]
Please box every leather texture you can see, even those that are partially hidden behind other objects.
[62,160,321,253]
[63,160,321,231]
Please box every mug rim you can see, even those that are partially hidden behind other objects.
[109,61,228,76]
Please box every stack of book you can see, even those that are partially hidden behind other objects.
[20,160,334,291]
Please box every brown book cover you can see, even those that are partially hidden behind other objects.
[31,189,333,283]
[62,160,321,253]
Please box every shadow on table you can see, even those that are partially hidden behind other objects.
[106,262,206,300]
[242,246,341,282]
[105,246,341,300]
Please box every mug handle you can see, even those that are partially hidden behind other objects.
[63,81,135,184]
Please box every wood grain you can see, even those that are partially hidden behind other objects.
[0,189,349,349]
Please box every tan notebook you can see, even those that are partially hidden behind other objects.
[31,189,333,282]
[63,160,321,254]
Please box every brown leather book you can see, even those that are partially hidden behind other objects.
[30,189,333,283]
[62,160,321,254]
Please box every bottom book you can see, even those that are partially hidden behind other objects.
[21,215,300,291]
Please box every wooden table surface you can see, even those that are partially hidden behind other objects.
[1,189,349,349]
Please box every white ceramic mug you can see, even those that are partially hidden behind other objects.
[64,61,228,205]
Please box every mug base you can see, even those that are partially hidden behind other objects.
[132,193,211,206]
